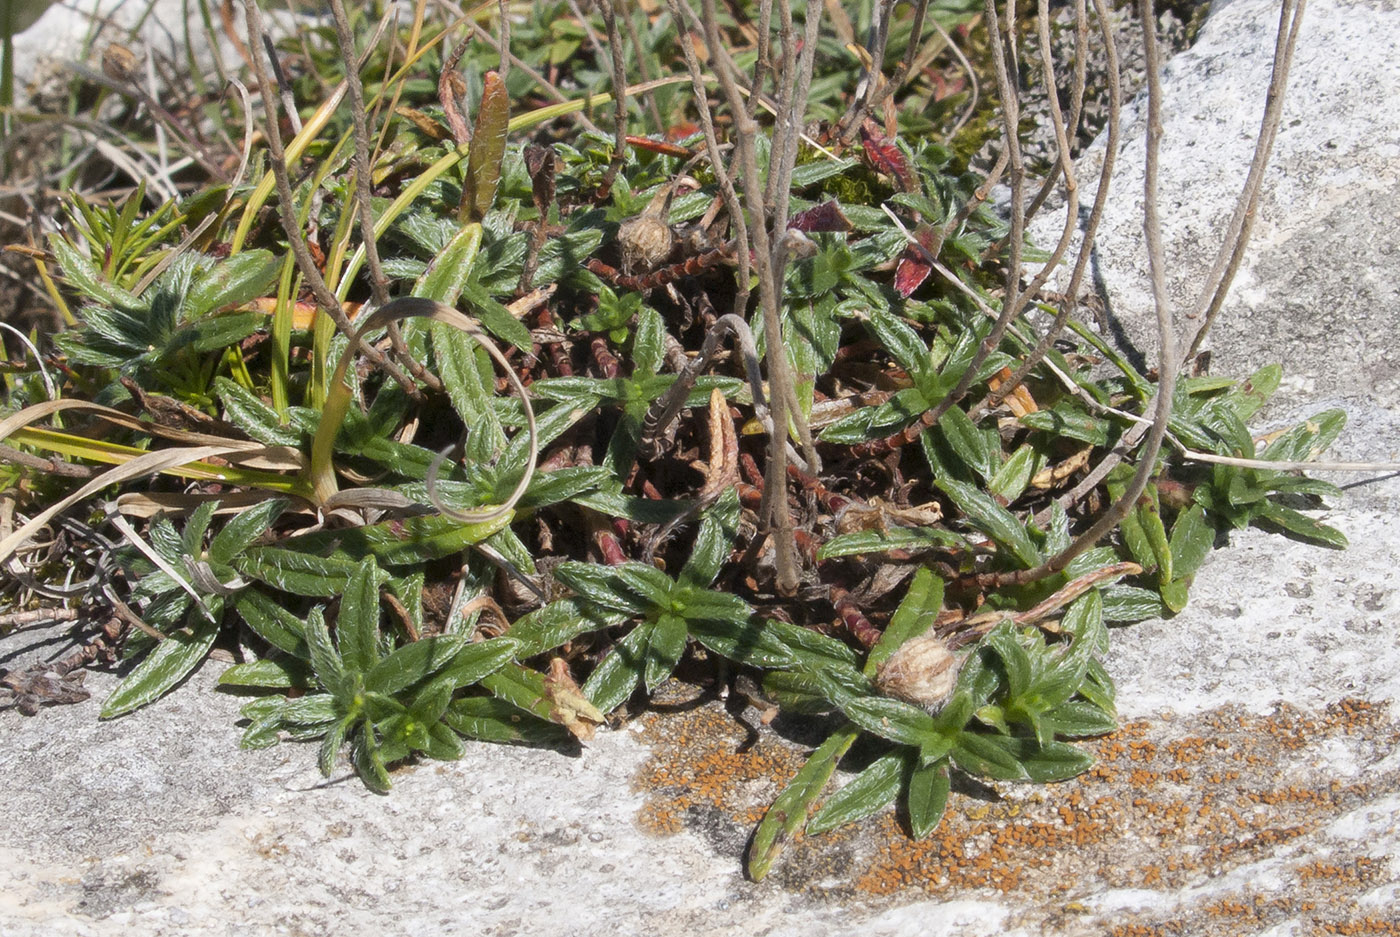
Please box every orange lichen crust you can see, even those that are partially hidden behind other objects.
[632,684,807,844]
[631,693,1399,935]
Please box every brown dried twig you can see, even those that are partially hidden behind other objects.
[241,0,419,400]
[328,0,442,393]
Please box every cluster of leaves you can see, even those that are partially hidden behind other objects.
[0,0,1347,881]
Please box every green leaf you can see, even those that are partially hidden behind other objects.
[1062,546,1126,583]
[1021,740,1095,782]
[1061,590,1109,656]
[364,634,467,695]
[175,311,262,354]
[1040,700,1117,739]
[263,512,514,569]
[319,716,353,776]
[1257,475,1341,499]
[352,731,392,793]
[444,696,568,744]
[936,477,1042,568]
[747,725,860,882]
[1079,658,1117,714]
[235,547,360,597]
[582,623,651,713]
[480,660,557,722]
[215,377,301,446]
[789,157,859,187]
[185,250,279,319]
[644,613,688,691]
[1160,578,1191,614]
[518,465,612,510]
[865,311,932,385]
[842,695,940,748]
[762,669,838,713]
[51,236,140,309]
[421,720,466,762]
[867,567,944,676]
[532,227,605,285]
[1255,501,1348,548]
[208,499,286,566]
[1020,404,1111,446]
[808,753,905,834]
[432,329,506,457]
[816,525,966,560]
[1223,364,1281,421]
[1131,485,1172,582]
[984,622,1031,698]
[234,590,311,658]
[239,713,284,750]
[337,557,386,675]
[304,606,350,699]
[218,657,312,688]
[241,694,339,731]
[180,501,219,558]
[906,758,951,839]
[1101,585,1166,623]
[506,597,627,658]
[936,406,999,482]
[632,306,667,376]
[763,620,860,670]
[554,561,653,615]
[1261,409,1346,464]
[678,489,740,589]
[570,489,693,524]
[1168,503,1214,580]
[609,562,676,610]
[688,617,796,669]
[951,731,1030,781]
[100,614,220,717]
[431,637,519,690]
[414,222,484,306]
[673,589,752,624]
[462,281,534,352]
[988,444,1044,502]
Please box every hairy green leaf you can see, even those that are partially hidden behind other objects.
[906,758,951,839]
[100,614,220,718]
[808,753,905,834]
[747,725,860,881]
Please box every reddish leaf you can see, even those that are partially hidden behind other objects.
[624,135,694,159]
[893,224,941,298]
[788,200,853,233]
[461,71,509,224]
[859,118,917,193]
[665,121,700,142]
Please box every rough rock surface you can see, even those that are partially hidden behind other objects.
[9,0,293,111]
[3,0,1400,935]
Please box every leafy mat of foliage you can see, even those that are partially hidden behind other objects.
[0,0,1341,880]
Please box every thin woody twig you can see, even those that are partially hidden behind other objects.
[242,0,419,399]
[995,0,1180,588]
[329,0,443,393]
[987,0,1120,408]
[620,0,666,131]
[594,0,631,195]
[1183,0,1305,362]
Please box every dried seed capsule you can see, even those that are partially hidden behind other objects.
[102,43,139,84]
[617,213,674,275]
[875,632,960,712]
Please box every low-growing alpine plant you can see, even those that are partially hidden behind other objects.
[0,0,1356,882]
